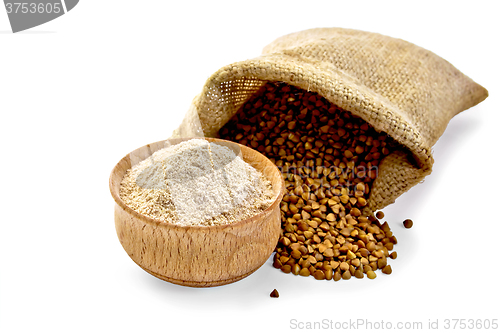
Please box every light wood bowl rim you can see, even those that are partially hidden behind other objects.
[109,137,285,231]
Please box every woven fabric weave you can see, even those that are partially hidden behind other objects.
[172,28,488,212]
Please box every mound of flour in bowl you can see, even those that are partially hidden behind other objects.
[119,139,274,226]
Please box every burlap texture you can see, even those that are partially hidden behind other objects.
[172,28,488,213]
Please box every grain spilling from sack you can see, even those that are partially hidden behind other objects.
[174,28,487,214]
[120,139,274,226]
[219,82,399,279]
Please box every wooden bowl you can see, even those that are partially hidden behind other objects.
[109,137,285,287]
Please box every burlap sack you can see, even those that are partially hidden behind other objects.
[172,28,488,213]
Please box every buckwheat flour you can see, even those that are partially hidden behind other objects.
[119,139,274,226]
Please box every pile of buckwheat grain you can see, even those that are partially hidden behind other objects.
[120,139,274,226]
[219,82,401,280]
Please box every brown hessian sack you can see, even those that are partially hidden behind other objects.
[171,28,488,213]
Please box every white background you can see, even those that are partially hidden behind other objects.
[1,1,499,332]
